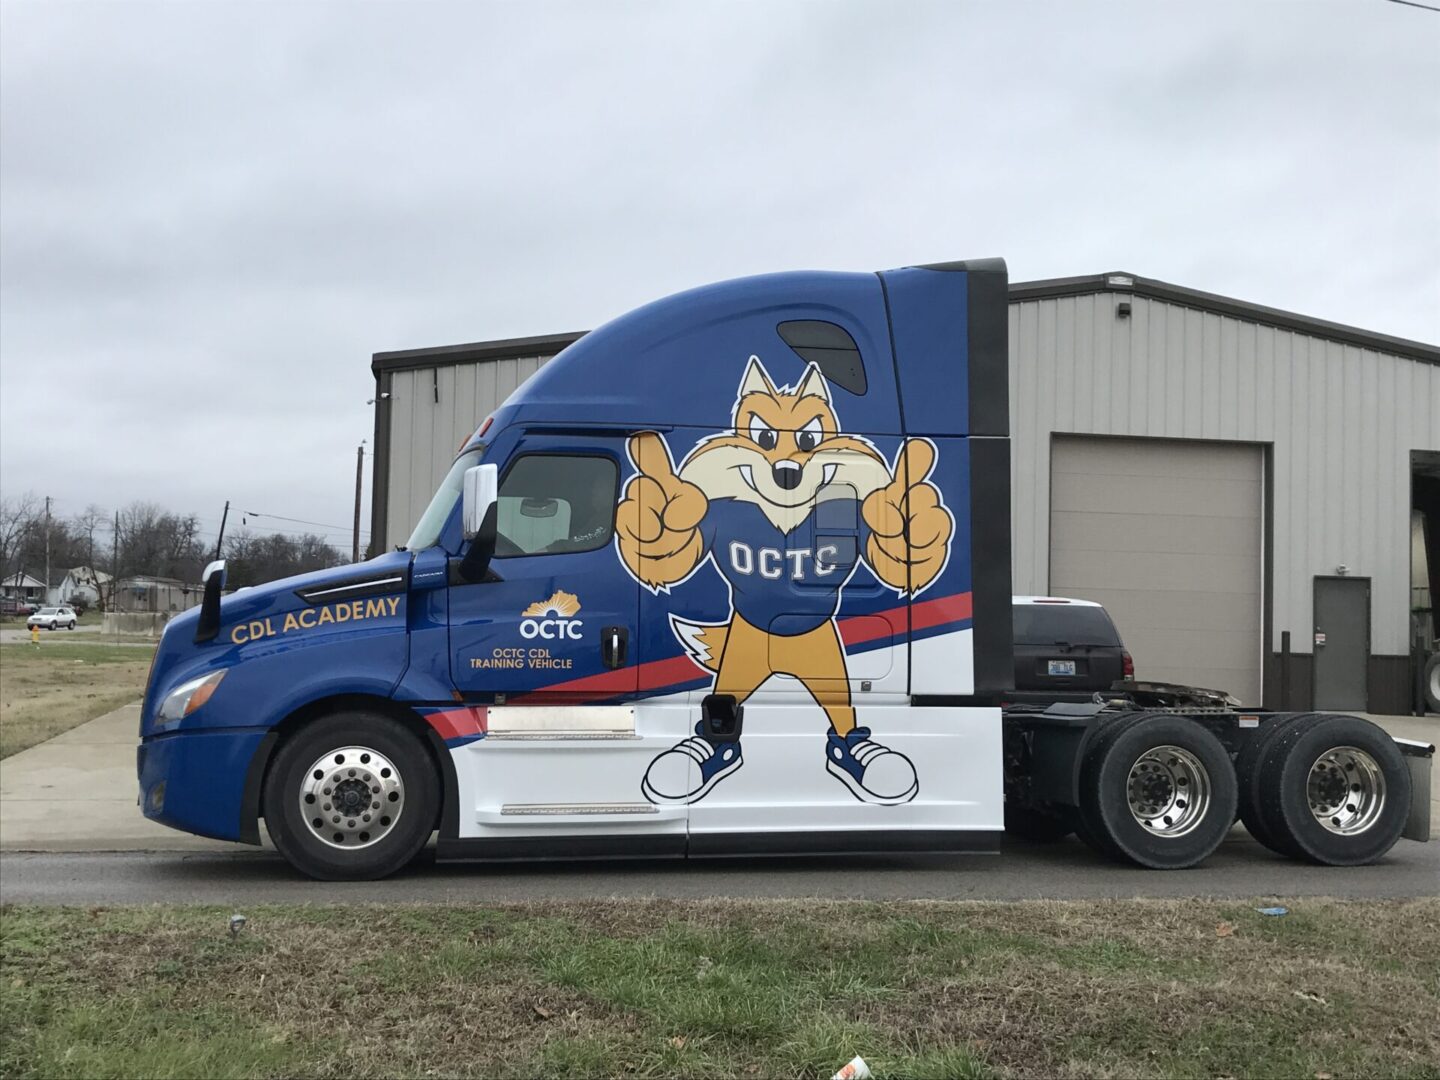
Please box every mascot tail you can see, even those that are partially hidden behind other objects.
[669,615,728,673]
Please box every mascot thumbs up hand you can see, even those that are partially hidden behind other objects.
[862,438,953,596]
[615,431,710,591]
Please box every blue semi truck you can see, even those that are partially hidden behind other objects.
[138,259,1431,880]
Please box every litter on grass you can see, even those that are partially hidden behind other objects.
[832,1055,872,1080]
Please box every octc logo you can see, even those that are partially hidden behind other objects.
[520,617,584,640]
[518,590,584,641]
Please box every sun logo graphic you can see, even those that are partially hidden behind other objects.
[519,590,583,640]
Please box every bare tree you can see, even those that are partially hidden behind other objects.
[0,493,41,585]
[71,504,108,572]
[116,502,206,581]
[224,530,343,587]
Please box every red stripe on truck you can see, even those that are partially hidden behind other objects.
[424,706,488,741]
[507,591,973,704]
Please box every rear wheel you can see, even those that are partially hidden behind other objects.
[263,712,439,881]
[1258,713,1410,866]
[1424,654,1440,714]
[1236,712,1318,852]
[1073,711,1157,857]
[1078,714,1237,869]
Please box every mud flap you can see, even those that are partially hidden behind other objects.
[1395,738,1434,843]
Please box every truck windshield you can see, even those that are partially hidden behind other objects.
[405,447,484,551]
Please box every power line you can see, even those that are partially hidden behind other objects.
[243,511,369,535]
[1384,0,1440,11]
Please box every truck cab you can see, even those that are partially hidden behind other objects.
[137,259,1015,879]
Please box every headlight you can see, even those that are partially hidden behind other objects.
[157,670,227,723]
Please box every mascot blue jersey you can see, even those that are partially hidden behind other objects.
[698,496,873,635]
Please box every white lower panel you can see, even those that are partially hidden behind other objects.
[449,700,1002,843]
[682,702,1002,836]
[910,628,974,696]
[451,706,690,840]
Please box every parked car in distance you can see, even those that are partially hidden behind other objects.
[1007,596,1132,702]
[27,605,78,631]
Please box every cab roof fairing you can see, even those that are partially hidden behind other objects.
[479,269,902,438]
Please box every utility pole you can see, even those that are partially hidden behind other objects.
[215,501,230,562]
[352,442,365,563]
[43,496,51,603]
[110,510,119,614]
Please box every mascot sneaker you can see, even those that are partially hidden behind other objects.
[825,727,918,805]
[641,723,743,804]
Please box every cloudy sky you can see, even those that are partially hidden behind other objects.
[2,0,1436,554]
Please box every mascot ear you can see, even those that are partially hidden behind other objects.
[794,363,830,404]
[738,355,777,399]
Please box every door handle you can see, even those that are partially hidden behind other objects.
[601,626,628,669]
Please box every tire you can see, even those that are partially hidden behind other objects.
[1004,803,1074,842]
[1078,714,1238,869]
[262,712,440,881]
[1073,711,1159,859]
[1258,713,1411,866]
[1425,654,1440,714]
[1235,712,1319,853]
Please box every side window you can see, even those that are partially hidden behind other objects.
[494,454,618,557]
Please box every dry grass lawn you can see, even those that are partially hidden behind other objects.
[3,898,1438,1079]
[0,642,154,758]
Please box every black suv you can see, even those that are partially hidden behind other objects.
[1007,596,1133,702]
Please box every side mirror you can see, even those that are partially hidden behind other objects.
[462,464,499,539]
[195,559,226,644]
[459,464,500,582]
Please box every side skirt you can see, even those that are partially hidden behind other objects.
[435,829,1000,862]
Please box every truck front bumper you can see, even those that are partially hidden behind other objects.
[138,729,270,843]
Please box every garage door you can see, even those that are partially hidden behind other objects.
[1049,436,1263,705]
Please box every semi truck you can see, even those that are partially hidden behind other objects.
[137,258,1433,880]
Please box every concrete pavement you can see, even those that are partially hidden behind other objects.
[0,702,232,853]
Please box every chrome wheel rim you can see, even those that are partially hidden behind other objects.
[299,746,404,850]
[1307,745,1385,835]
[1126,745,1210,837]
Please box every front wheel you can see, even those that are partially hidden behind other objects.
[262,712,440,880]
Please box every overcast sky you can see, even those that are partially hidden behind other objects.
[2,0,1437,555]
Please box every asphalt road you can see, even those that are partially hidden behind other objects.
[4,832,1436,905]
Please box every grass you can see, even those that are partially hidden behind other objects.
[2,898,1437,1079]
[0,642,154,758]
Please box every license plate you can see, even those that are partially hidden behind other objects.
[1047,659,1077,676]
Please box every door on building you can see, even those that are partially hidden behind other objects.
[1313,576,1369,711]
[1048,435,1264,705]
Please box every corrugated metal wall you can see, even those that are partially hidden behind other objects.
[1009,292,1440,658]
[382,354,550,549]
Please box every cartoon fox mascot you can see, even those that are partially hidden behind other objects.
[616,356,954,805]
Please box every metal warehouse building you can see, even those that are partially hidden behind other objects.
[370,271,1440,714]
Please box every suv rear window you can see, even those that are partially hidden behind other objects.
[1013,604,1120,647]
